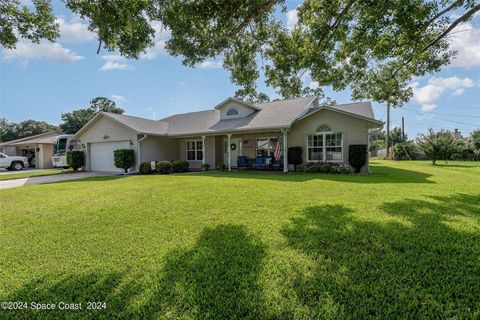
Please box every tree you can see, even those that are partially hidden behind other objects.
[60,97,124,134]
[0,118,59,142]
[0,0,58,49]
[389,127,408,146]
[3,1,479,104]
[417,129,458,165]
[472,130,480,152]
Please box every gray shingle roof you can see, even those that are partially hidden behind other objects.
[0,131,62,147]
[101,96,380,137]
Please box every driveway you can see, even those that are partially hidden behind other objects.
[0,172,115,189]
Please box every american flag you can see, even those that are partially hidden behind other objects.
[273,139,281,161]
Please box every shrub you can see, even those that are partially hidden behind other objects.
[416,129,458,165]
[305,162,350,174]
[171,160,189,173]
[66,150,85,171]
[202,163,210,171]
[348,144,368,173]
[288,147,303,171]
[139,162,155,174]
[156,161,173,174]
[114,149,135,173]
[296,164,306,172]
[216,163,227,171]
[392,141,417,160]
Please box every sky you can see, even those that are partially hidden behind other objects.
[0,1,479,139]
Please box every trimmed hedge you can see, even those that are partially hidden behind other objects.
[348,144,368,173]
[171,160,189,173]
[157,161,173,174]
[66,150,85,171]
[305,162,350,174]
[114,149,135,173]
[139,162,155,174]
[288,147,303,171]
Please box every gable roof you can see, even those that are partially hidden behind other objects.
[74,96,381,139]
[214,97,262,111]
[0,131,62,147]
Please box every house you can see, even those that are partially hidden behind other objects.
[72,96,383,173]
[0,131,62,168]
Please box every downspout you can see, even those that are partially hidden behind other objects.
[134,134,148,173]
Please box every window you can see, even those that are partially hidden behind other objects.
[186,140,203,161]
[316,124,332,133]
[307,130,343,162]
[226,108,239,116]
[256,137,280,157]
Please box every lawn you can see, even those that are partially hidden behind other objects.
[1,160,479,319]
[0,169,63,181]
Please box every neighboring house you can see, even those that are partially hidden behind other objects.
[0,131,62,168]
[72,96,383,173]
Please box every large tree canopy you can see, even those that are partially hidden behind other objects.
[3,0,479,104]
[0,118,59,142]
[60,97,124,134]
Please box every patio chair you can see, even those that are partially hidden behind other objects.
[237,156,248,169]
[251,156,270,169]
[271,156,284,170]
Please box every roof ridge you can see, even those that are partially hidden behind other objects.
[160,109,214,121]
[103,112,160,122]
[0,131,61,145]
[255,95,316,106]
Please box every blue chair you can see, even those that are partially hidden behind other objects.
[252,156,270,169]
[237,156,248,169]
[272,156,284,169]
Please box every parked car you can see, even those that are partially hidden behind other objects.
[0,152,29,170]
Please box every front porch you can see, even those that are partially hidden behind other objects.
[178,130,289,173]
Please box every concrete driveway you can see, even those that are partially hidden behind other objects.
[0,172,115,189]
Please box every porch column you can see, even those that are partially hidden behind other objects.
[201,135,206,166]
[227,133,232,172]
[282,129,288,173]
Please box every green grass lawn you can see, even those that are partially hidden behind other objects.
[0,169,63,181]
[1,160,479,319]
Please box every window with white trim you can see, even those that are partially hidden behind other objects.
[307,125,343,162]
[186,140,203,161]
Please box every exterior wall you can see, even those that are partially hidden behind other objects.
[36,144,54,169]
[43,144,54,168]
[288,109,370,171]
[178,136,216,170]
[1,146,16,156]
[218,100,256,120]
[75,116,139,171]
[139,136,179,163]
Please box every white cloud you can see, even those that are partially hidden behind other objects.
[140,21,170,60]
[421,104,438,112]
[197,60,222,69]
[2,39,83,64]
[286,9,298,30]
[411,76,475,112]
[57,18,95,43]
[448,22,480,68]
[111,95,126,103]
[100,55,134,71]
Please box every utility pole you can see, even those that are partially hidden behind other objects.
[386,104,390,158]
[401,116,405,141]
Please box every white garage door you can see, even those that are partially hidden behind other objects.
[90,141,131,172]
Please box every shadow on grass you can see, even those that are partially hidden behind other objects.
[2,224,266,320]
[200,164,434,184]
[280,194,480,318]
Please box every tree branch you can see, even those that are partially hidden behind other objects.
[427,0,463,25]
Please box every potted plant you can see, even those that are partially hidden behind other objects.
[202,163,210,171]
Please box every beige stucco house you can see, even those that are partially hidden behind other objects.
[0,131,61,169]
[72,96,383,173]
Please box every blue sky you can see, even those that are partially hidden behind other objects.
[1,1,479,139]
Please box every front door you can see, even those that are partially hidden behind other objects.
[224,138,242,168]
